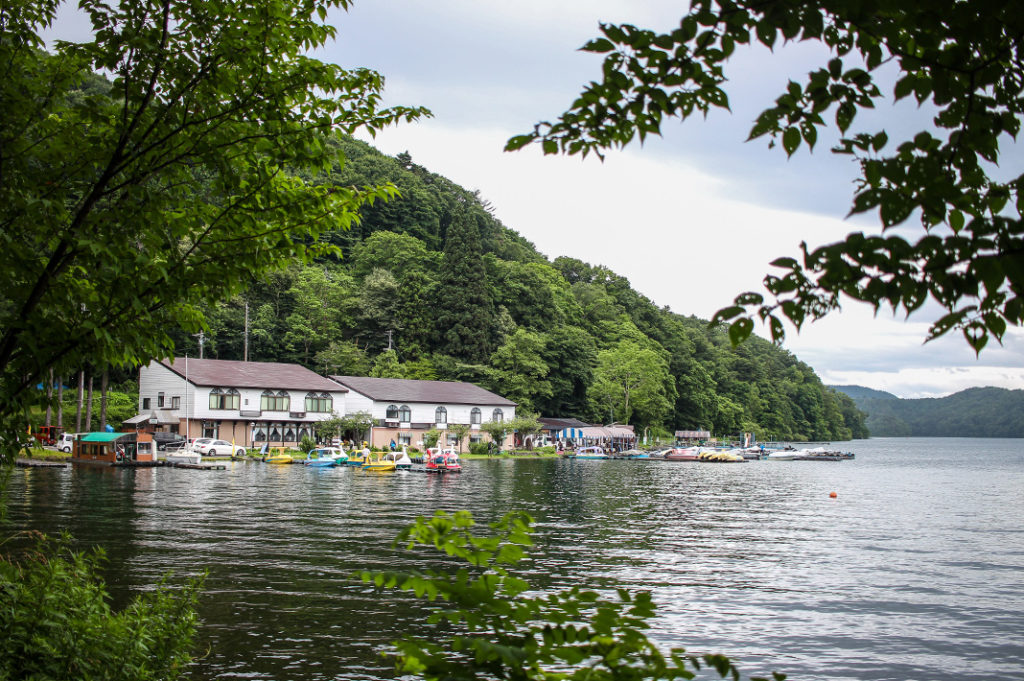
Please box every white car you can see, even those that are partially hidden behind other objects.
[193,439,245,457]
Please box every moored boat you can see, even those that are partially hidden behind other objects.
[425,448,462,473]
[303,448,340,467]
[663,447,701,461]
[571,446,609,460]
[383,447,413,470]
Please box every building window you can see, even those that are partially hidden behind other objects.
[142,397,151,409]
[386,404,399,420]
[492,408,504,422]
[398,433,411,445]
[172,396,180,409]
[209,388,240,410]
[305,392,332,413]
[470,407,481,424]
[435,406,447,424]
[261,390,290,412]
[157,392,164,408]
[253,424,267,442]
[399,405,411,422]
[202,422,217,439]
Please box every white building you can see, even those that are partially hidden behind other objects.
[328,375,517,449]
[136,358,347,448]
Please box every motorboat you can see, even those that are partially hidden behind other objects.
[570,446,609,460]
[663,447,701,461]
[165,449,201,465]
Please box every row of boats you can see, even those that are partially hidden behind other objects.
[567,445,854,462]
[165,445,463,472]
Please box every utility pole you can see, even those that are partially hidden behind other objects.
[244,300,249,362]
[386,329,393,351]
[193,331,205,359]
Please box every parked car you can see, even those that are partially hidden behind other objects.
[192,439,246,457]
[188,437,213,453]
[55,432,75,453]
[163,440,188,452]
[152,431,186,451]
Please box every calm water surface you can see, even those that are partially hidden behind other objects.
[5,437,1024,680]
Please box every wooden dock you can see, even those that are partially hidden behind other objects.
[169,462,228,470]
[15,459,69,468]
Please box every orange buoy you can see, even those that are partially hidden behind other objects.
[829,491,838,498]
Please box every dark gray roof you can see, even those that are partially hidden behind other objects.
[539,417,592,429]
[329,375,515,406]
[161,358,345,392]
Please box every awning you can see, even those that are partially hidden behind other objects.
[80,432,131,442]
[123,410,180,426]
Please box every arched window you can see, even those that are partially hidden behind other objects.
[209,388,240,410]
[471,407,481,424]
[435,406,447,424]
[386,404,399,420]
[492,408,504,422]
[305,392,331,413]
[284,426,296,442]
[261,390,290,411]
[398,405,411,422]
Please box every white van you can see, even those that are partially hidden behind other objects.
[56,433,75,453]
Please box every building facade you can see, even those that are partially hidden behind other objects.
[328,375,517,450]
[137,358,348,449]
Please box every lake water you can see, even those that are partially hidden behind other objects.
[4,437,1024,681]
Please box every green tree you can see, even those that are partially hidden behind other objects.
[589,342,673,430]
[434,212,496,362]
[0,0,426,452]
[510,411,543,450]
[479,420,512,453]
[314,340,372,377]
[486,328,552,412]
[511,1,1024,353]
[370,349,406,378]
[447,423,470,453]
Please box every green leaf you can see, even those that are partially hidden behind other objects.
[782,126,800,156]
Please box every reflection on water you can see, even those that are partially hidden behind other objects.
[5,438,1024,680]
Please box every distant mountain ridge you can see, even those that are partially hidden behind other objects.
[830,385,1024,437]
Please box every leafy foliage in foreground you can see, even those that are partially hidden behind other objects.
[0,530,202,681]
[361,510,785,681]
[512,0,1024,353]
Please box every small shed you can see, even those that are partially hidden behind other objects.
[72,432,156,466]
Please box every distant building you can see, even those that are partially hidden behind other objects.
[136,358,348,448]
[328,375,516,449]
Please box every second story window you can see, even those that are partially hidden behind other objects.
[435,406,447,424]
[261,390,290,412]
[142,397,151,409]
[157,392,164,408]
[398,405,411,422]
[492,408,504,422]
[172,396,181,409]
[386,404,399,420]
[209,388,240,410]
[471,408,481,424]
[305,392,332,413]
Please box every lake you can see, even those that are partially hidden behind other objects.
[4,437,1024,680]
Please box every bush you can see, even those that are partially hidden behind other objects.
[362,511,774,681]
[468,442,490,456]
[0,530,201,681]
[538,445,557,455]
[299,435,316,453]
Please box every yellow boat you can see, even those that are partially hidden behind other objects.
[360,451,396,471]
[262,446,293,464]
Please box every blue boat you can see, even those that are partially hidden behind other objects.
[303,448,343,467]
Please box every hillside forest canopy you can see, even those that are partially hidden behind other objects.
[167,136,867,442]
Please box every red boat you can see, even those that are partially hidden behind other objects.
[425,448,462,473]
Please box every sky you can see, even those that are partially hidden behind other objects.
[48,1,1024,399]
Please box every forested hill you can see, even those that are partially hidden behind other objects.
[172,136,867,441]
[833,386,1024,437]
